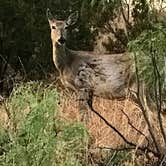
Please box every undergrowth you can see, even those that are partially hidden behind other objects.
[0,82,88,166]
[0,82,135,165]
[128,23,166,100]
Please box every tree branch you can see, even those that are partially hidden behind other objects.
[150,43,166,145]
[134,52,161,154]
[120,108,150,147]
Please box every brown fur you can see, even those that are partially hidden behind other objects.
[47,11,135,117]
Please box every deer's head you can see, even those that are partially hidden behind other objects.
[47,8,78,45]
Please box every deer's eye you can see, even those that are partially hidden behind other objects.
[65,26,68,29]
[52,26,56,29]
[64,25,68,29]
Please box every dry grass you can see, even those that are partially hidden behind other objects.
[0,105,9,129]
[1,88,166,165]
[59,92,166,165]
[59,92,147,148]
[1,90,166,151]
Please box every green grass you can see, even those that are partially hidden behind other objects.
[105,150,132,166]
[0,82,88,166]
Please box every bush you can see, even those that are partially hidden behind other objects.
[0,82,89,166]
[128,23,166,100]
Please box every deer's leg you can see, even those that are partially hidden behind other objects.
[78,89,93,122]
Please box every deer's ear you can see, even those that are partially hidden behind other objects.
[66,11,79,26]
[46,8,54,22]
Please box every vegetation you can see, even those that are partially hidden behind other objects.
[0,0,166,165]
[0,83,88,166]
[129,24,166,100]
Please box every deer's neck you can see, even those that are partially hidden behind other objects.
[52,42,58,69]
[52,43,69,72]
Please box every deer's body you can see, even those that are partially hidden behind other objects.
[53,42,133,99]
[47,9,135,119]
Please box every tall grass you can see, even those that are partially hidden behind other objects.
[0,82,88,166]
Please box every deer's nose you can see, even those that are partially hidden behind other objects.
[58,37,66,44]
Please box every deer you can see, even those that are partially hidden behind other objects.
[46,9,136,121]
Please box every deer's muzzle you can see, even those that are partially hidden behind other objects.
[58,37,66,44]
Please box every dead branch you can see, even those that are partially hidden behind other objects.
[120,108,150,147]
[120,0,131,29]
[92,146,136,151]
[87,91,160,157]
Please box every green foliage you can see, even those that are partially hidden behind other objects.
[81,0,121,27]
[104,150,132,166]
[0,82,89,166]
[132,0,149,26]
[111,151,131,165]
[128,24,166,99]
[0,0,53,79]
[63,123,88,141]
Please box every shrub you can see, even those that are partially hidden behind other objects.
[128,24,166,100]
[0,82,89,166]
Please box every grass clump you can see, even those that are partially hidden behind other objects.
[0,82,89,166]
